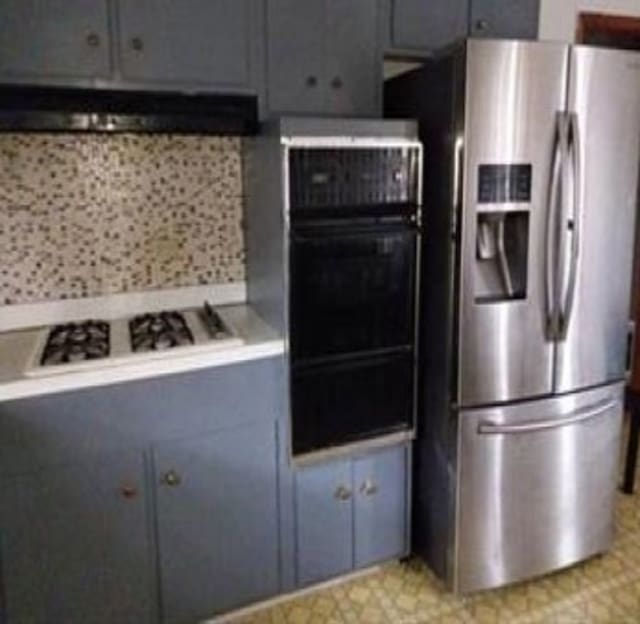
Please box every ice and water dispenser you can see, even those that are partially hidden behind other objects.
[474,164,531,303]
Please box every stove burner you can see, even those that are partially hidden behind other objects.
[129,311,194,353]
[41,320,110,366]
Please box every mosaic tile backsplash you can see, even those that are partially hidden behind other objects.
[0,134,245,305]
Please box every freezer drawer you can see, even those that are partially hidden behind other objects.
[455,383,623,593]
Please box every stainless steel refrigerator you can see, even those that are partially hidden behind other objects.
[385,39,640,593]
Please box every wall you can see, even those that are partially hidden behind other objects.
[0,134,245,306]
[539,0,640,41]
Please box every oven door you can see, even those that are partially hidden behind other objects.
[291,350,414,455]
[289,221,418,362]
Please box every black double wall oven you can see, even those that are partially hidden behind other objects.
[287,142,422,456]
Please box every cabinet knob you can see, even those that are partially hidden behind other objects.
[360,479,379,496]
[306,75,318,88]
[120,484,138,499]
[475,19,489,32]
[131,37,144,52]
[331,76,343,90]
[162,469,181,487]
[86,32,101,48]
[334,485,352,501]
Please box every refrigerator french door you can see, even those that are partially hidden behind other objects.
[385,39,640,593]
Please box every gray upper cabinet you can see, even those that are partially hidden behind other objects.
[266,0,381,117]
[154,420,280,623]
[0,0,112,83]
[387,0,468,52]
[325,0,380,117]
[385,0,539,56]
[116,0,260,92]
[0,451,154,624]
[470,0,540,40]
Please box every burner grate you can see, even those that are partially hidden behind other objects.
[41,320,110,366]
[129,311,194,353]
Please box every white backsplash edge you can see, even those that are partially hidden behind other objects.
[0,282,247,332]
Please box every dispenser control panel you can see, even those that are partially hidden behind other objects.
[478,164,532,203]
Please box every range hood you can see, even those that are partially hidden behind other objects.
[0,86,258,134]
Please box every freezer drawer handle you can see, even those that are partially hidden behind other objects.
[477,398,618,435]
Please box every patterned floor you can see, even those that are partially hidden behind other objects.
[234,469,640,622]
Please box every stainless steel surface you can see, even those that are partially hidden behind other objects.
[477,397,617,434]
[554,46,640,392]
[458,40,569,405]
[545,113,563,338]
[557,112,581,341]
[456,383,623,593]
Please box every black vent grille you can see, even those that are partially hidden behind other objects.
[288,147,420,210]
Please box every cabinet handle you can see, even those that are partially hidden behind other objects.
[130,37,144,52]
[120,484,138,499]
[334,485,352,501]
[306,75,318,88]
[360,479,379,496]
[162,469,181,487]
[330,76,343,90]
[86,32,101,48]
[474,19,489,32]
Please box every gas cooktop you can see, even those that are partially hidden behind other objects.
[26,304,242,376]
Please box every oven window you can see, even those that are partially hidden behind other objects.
[289,225,417,361]
[291,351,413,455]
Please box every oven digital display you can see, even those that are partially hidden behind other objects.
[478,164,532,203]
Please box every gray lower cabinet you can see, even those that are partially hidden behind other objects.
[154,421,280,623]
[295,444,410,587]
[385,0,539,56]
[0,0,112,82]
[0,450,153,624]
[0,356,288,623]
[116,0,261,93]
[266,0,381,117]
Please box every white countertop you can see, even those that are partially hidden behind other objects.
[0,304,284,402]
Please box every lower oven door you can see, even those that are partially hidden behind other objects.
[291,350,413,456]
[289,221,417,361]
[455,382,624,593]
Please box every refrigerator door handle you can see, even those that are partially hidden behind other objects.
[545,113,567,339]
[558,112,582,340]
[477,398,618,435]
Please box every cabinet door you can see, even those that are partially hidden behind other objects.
[325,0,381,117]
[117,0,257,90]
[266,0,327,114]
[154,421,279,623]
[0,452,153,624]
[388,0,468,52]
[295,458,353,586]
[353,445,408,568]
[0,0,111,82]
[470,0,540,39]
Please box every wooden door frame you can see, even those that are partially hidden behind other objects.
[576,12,640,48]
[576,11,640,391]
